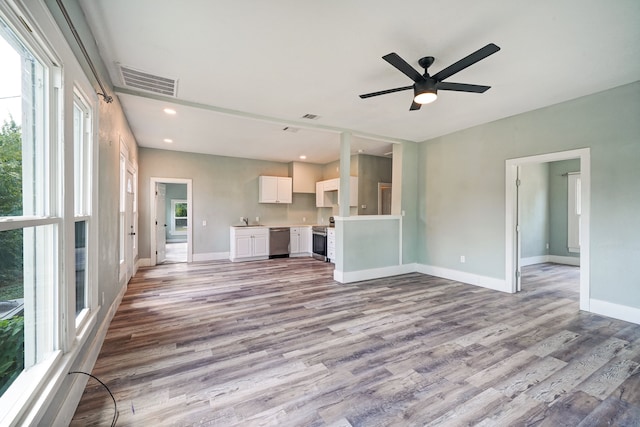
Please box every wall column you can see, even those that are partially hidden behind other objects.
[339,132,351,217]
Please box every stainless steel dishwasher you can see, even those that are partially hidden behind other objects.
[269,227,290,258]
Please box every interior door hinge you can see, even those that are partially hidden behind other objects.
[516,271,521,278]
[516,179,521,187]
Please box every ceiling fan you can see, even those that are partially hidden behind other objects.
[359,43,500,110]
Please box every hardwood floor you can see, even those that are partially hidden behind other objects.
[71,260,640,426]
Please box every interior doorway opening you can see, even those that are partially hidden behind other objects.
[505,148,590,312]
[150,177,193,265]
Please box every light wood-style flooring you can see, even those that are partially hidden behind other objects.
[71,259,640,426]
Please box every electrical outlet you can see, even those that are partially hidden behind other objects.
[102,292,105,305]
[546,243,549,249]
[303,217,306,222]
[460,255,466,263]
[361,204,367,209]
[256,216,259,223]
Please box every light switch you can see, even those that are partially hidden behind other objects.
[202,220,207,226]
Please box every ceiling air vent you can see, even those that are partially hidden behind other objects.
[119,64,178,97]
[301,113,320,120]
[282,126,300,133]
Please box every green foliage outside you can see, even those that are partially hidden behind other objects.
[0,118,23,301]
[0,118,24,395]
[0,316,24,395]
[175,202,187,217]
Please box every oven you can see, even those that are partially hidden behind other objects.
[312,226,327,261]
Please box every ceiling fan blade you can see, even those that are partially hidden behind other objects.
[382,53,423,83]
[432,43,500,82]
[437,82,491,93]
[410,101,421,111]
[359,85,413,99]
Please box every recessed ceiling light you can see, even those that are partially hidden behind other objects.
[163,108,177,115]
[299,155,307,160]
[163,138,173,143]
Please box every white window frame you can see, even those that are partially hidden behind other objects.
[0,5,62,422]
[72,88,96,331]
[170,199,188,235]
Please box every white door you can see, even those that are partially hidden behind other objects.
[125,170,135,282]
[156,183,167,263]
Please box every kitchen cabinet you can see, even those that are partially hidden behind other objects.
[316,181,326,207]
[259,176,292,203]
[315,177,358,207]
[290,226,312,256]
[327,227,336,263]
[230,226,269,261]
[291,227,311,255]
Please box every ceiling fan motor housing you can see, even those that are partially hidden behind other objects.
[414,78,437,97]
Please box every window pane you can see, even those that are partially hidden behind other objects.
[0,18,46,218]
[0,228,23,395]
[73,102,84,216]
[75,221,87,315]
[174,218,188,233]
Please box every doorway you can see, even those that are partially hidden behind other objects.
[378,182,392,215]
[505,148,590,311]
[150,177,193,265]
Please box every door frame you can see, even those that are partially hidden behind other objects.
[150,177,193,265]
[505,148,590,311]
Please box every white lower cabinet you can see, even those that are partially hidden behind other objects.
[230,227,269,261]
[327,227,336,263]
[290,226,312,256]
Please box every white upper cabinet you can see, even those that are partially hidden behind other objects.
[315,177,358,207]
[259,176,292,203]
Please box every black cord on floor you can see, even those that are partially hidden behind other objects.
[69,371,118,427]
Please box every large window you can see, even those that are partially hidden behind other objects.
[73,91,92,321]
[0,15,58,398]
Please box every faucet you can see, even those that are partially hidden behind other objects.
[242,217,249,226]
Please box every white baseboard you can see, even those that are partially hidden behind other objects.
[521,255,580,267]
[416,264,509,293]
[548,255,580,266]
[520,256,549,266]
[193,252,230,262]
[51,282,128,426]
[137,257,151,268]
[590,299,640,325]
[334,263,416,284]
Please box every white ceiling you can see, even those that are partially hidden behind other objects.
[78,0,640,164]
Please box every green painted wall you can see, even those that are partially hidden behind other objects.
[520,163,550,258]
[417,81,640,308]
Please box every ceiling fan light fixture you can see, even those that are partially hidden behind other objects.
[413,79,438,104]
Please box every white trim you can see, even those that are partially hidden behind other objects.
[505,148,590,310]
[50,282,128,426]
[334,263,416,284]
[520,256,550,267]
[137,257,152,268]
[150,177,193,266]
[521,255,580,267]
[417,264,509,292]
[192,252,230,262]
[590,299,640,325]
[548,255,580,266]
